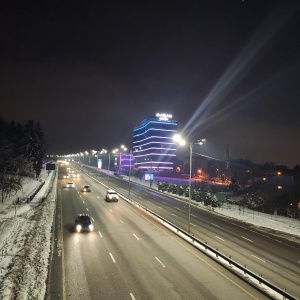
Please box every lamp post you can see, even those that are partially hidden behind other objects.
[128,149,132,198]
[174,134,205,233]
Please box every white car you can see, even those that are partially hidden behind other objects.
[105,189,119,202]
[66,182,75,188]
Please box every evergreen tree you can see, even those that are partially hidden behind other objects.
[21,120,46,179]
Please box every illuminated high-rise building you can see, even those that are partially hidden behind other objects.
[133,113,177,171]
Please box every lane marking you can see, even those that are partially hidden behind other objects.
[91,217,94,222]
[251,255,265,263]
[172,213,177,217]
[211,223,220,227]
[191,214,197,217]
[175,207,180,210]
[98,231,103,238]
[158,206,162,209]
[133,205,260,299]
[130,293,136,300]
[133,234,140,240]
[97,196,99,198]
[120,220,124,224]
[190,222,196,227]
[241,236,253,242]
[109,253,116,263]
[155,257,166,268]
[216,236,225,242]
[86,208,89,211]
[109,209,113,213]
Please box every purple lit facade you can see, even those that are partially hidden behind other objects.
[133,114,177,171]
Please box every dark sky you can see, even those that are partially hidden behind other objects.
[1,0,300,168]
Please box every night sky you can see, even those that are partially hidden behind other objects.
[1,0,300,168]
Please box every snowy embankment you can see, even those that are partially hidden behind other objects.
[0,170,57,300]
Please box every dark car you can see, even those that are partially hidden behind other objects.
[75,214,93,232]
[81,185,91,192]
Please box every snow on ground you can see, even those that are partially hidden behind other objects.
[0,170,57,300]
[211,201,300,240]
[0,169,299,299]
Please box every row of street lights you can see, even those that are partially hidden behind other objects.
[64,137,206,235]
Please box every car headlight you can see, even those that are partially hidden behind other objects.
[89,224,94,231]
[76,225,82,232]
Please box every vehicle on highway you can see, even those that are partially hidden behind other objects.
[72,173,80,178]
[66,182,75,188]
[81,185,91,192]
[105,189,119,202]
[63,174,70,179]
[75,214,93,232]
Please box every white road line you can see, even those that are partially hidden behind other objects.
[241,236,253,242]
[155,257,165,268]
[163,202,167,204]
[86,208,89,211]
[130,293,136,300]
[82,201,85,204]
[98,231,102,238]
[172,213,177,217]
[190,222,196,227]
[175,207,180,210]
[191,214,197,217]
[133,234,140,240]
[109,253,116,263]
[97,196,99,198]
[109,209,113,212]
[120,220,124,224]
[158,206,162,209]
[216,236,225,242]
[211,223,220,227]
[252,255,265,262]
[91,217,94,222]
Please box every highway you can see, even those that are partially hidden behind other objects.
[78,163,300,299]
[48,165,272,299]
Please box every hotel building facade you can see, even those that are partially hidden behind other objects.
[133,113,177,171]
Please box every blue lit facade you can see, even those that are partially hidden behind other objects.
[133,114,177,171]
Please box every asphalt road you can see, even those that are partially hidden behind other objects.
[48,166,272,299]
[78,164,300,299]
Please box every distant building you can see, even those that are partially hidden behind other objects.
[133,113,177,171]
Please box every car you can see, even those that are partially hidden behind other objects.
[75,214,93,232]
[105,189,119,202]
[63,174,70,179]
[72,173,80,178]
[66,182,75,188]
[82,185,91,192]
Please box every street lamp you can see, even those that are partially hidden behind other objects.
[173,134,205,233]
